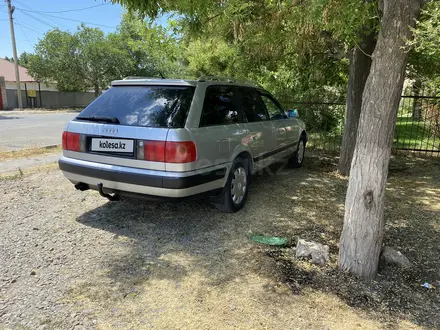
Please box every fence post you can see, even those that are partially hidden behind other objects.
[0,76,7,110]
[38,82,42,108]
[412,78,422,121]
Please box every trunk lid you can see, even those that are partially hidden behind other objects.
[63,84,196,171]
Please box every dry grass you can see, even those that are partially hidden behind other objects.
[0,145,61,161]
[0,162,58,180]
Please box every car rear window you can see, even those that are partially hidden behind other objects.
[77,86,195,128]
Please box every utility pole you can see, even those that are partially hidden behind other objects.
[7,0,23,108]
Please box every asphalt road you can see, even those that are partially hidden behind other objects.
[0,112,77,151]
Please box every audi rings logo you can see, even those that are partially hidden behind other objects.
[102,128,118,135]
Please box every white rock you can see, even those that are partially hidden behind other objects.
[295,239,329,265]
[381,246,412,268]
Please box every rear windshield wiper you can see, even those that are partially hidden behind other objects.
[76,116,120,124]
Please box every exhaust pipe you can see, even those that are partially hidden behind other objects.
[74,182,89,191]
[97,183,120,201]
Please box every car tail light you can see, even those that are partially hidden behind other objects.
[62,131,80,151]
[165,141,197,163]
[137,140,196,163]
[139,140,166,162]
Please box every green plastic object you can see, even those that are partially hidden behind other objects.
[250,235,287,246]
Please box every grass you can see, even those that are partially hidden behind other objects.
[0,145,61,161]
[0,162,59,181]
[307,132,342,151]
[394,115,439,151]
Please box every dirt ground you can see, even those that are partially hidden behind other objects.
[0,151,438,329]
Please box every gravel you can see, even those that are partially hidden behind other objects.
[0,152,438,329]
[1,160,310,329]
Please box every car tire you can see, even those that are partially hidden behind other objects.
[290,136,306,168]
[215,158,250,213]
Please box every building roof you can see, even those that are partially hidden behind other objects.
[0,57,36,82]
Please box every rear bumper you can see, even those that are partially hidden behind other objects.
[59,157,228,198]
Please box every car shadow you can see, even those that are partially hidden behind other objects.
[74,158,309,289]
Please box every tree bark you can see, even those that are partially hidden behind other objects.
[339,0,422,282]
[94,85,100,97]
[412,77,422,121]
[338,33,376,176]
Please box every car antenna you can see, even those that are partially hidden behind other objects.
[159,71,165,79]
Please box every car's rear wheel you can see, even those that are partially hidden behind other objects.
[215,158,250,213]
[290,136,306,168]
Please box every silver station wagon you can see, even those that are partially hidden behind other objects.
[59,76,307,212]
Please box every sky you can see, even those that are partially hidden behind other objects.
[0,0,167,59]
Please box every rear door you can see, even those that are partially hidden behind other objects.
[180,84,248,171]
[239,88,277,170]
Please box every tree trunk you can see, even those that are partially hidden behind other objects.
[338,0,422,282]
[94,85,100,98]
[412,77,422,121]
[338,33,376,176]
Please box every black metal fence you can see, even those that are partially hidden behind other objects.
[395,92,440,156]
[280,89,440,157]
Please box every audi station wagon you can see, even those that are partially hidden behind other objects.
[59,76,307,212]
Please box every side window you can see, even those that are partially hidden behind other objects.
[261,94,285,120]
[200,86,240,126]
[240,88,269,123]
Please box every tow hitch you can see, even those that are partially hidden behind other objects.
[74,182,89,191]
[97,183,120,201]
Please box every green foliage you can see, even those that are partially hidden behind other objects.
[4,52,33,68]
[17,52,32,68]
[26,14,182,93]
[77,25,132,93]
[184,39,240,77]
[176,0,366,101]
[297,103,344,134]
[410,2,440,58]
[115,12,184,78]
[408,1,440,84]
[28,29,85,92]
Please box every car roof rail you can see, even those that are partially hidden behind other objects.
[122,76,163,80]
[198,75,263,88]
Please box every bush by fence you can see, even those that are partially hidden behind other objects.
[282,91,440,157]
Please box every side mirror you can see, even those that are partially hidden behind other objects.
[287,109,298,118]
